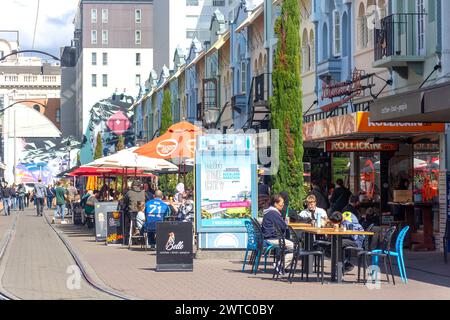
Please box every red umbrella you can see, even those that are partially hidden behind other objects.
[68,166,154,177]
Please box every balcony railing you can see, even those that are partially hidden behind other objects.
[374,13,427,62]
[0,74,60,87]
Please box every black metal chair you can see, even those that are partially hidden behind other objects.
[344,223,375,277]
[272,224,288,280]
[357,226,397,285]
[444,220,450,264]
[287,226,324,284]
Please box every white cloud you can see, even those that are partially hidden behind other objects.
[0,0,79,56]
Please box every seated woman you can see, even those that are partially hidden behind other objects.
[134,201,146,236]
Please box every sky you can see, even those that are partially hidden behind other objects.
[0,0,79,57]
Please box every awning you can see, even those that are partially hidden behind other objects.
[371,82,450,122]
[303,111,445,142]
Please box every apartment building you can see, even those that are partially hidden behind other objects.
[72,0,154,140]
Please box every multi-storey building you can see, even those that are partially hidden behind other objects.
[71,0,154,140]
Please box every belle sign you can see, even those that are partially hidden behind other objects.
[326,140,399,152]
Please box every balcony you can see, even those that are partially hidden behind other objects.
[316,57,341,83]
[373,13,427,72]
[247,73,270,130]
[232,94,247,129]
[0,74,60,88]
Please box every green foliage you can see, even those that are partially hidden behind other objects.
[116,135,125,151]
[94,133,103,160]
[158,174,178,197]
[161,89,172,134]
[270,0,305,210]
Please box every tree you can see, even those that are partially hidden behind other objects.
[270,0,305,210]
[116,135,125,151]
[94,132,103,160]
[159,88,177,196]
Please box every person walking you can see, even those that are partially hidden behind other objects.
[17,183,26,212]
[1,182,11,216]
[33,179,47,217]
[10,184,17,211]
[54,181,68,224]
[67,181,78,216]
[46,185,55,210]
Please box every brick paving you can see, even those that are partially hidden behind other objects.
[52,213,450,300]
[0,209,116,300]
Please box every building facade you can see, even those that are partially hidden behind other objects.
[72,0,154,140]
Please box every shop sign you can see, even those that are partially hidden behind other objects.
[321,70,363,112]
[326,140,399,152]
[414,143,440,152]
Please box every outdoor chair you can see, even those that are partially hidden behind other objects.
[371,226,410,283]
[242,220,260,272]
[128,219,148,251]
[287,226,324,284]
[344,224,375,277]
[250,218,277,274]
[272,224,287,281]
[444,220,450,264]
[357,226,397,285]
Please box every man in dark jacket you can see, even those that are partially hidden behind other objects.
[1,183,11,216]
[261,194,294,274]
[308,180,329,211]
[124,180,146,243]
[342,195,361,219]
[330,179,352,213]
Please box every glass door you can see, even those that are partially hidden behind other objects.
[416,0,426,56]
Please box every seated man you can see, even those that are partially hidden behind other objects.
[299,195,328,226]
[261,194,294,275]
[143,190,170,247]
[83,190,99,228]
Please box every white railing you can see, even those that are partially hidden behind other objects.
[1,74,60,86]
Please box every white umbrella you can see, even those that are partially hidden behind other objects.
[87,147,178,172]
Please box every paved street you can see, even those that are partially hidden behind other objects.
[50,210,450,300]
[0,208,115,300]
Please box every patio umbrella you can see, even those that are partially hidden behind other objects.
[68,166,155,177]
[87,147,178,172]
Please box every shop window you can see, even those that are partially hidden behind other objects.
[332,153,350,187]
[359,153,381,202]
[413,152,439,203]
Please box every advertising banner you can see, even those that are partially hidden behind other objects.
[195,134,257,249]
[156,222,193,272]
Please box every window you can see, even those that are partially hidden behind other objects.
[136,74,141,86]
[333,11,341,56]
[56,109,61,123]
[186,0,199,5]
[91,52,97,65]
[212,0,225,6]
[135,9,142,23]
[102,52,108,65]
[92,74,97,87]
[240,61,247,94]
[91,30,97,44]
[136,53,141,66]
[102,9,108,23]
[135,30,141,44]
[91,9,97,23]
[102,74,108,87]
[102,30,108,45]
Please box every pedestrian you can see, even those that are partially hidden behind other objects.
[329,179,352,213]
[17,183,26,212]
[46,185,55,209]
[33,179,47,217]
[24,190,30,208]
[67,181,78,216]
[54,181,68,224]
[1,182,11,216]
[143,182,155,202]
[10,184,17,211]
[124,180,145,241]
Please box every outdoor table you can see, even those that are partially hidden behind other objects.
[291,226,374,283]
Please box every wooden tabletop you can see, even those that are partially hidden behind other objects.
[288,223,312,228]
[292,226,374,236]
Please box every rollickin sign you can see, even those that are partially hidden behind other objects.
[156,222,193,272]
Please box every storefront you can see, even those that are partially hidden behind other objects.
[303,111,445,251]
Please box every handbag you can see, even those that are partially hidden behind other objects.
[52,197,57,207]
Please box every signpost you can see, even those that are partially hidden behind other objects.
[195,134,257,249]
[106,211,124,246]
[156,222,193,272]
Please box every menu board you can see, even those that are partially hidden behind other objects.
[106,211,124,246]
[156,222,193,272]
[95,202,119,242]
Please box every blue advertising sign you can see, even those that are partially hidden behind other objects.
[195,134,257,249]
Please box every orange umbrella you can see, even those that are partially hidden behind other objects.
[134,122,202,159]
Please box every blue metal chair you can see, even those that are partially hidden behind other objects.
[372,226,410,283]
[250,218,277,274]
[242,220,258,272]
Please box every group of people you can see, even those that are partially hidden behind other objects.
[0,182,28,216]
[259,178,376,275]
[120,181,194,247]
